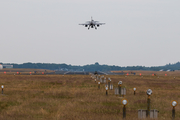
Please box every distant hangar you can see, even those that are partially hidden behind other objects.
[0,64,13,69]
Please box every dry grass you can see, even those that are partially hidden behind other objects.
[112,70,180,76]
[0,68,53,73]
[0,74,179,120]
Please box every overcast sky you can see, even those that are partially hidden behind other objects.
[0,0,180,67]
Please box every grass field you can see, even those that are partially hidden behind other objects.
[0,68,54,74]
[0,72,180,120]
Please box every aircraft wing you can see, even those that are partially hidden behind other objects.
[79,23,89,25]
[79,21,90,25]
[95,22,105,25]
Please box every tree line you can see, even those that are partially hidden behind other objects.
[1,62,180,71]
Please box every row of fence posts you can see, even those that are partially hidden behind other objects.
[91,74,129,119]
[90,73,178,119]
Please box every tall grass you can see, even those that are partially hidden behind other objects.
[0,74,179,120]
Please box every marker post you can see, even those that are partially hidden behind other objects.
[106,87,108,95]
[172,107,175,120]
[1,85,4,94]
[118,81,122,97]
[104,77,106,83]
[146,89,152,117]
[147,95,150,117]
[122,88,126,97]
[133,88,136,95]
[110,84,113,90]
[108,78,111,88]
[171,100,178,120]
[96,75,98,80]
[122,99,128,119]
[98,82,100,89]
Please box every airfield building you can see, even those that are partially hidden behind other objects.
[0,64,13,69]
[3,65,13,68]
[0,64,3,69]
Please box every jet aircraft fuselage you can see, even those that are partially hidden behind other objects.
[79,17,105,30]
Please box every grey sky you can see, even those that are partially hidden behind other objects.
[0,0,180,67]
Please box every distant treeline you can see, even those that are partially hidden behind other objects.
[1,62,180,71]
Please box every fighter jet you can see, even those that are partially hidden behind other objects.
[79,17,105,30]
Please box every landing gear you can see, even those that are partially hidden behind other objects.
[95,25,97,30]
